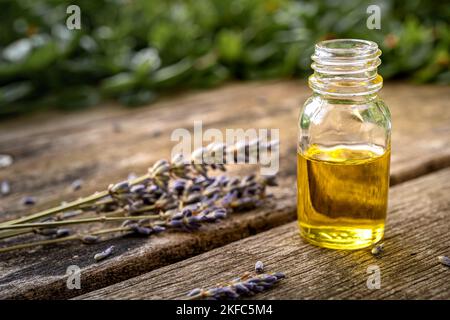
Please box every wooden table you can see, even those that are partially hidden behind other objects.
[0,81,449,299]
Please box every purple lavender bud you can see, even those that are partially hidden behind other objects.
[94,245,114,262]
[234,283,250,295]
[261,274,277,283]
[152,225,166,233]
[214,287,239,299]
[109,181,130,194]
[81,235,99,244]
[221,191,237,206]
[171,211,184,220]
[22,196,36,206]
[172,179,186,196]
[273,272,286,280]
[212,208,227,220]
[168,219,184,228]
[71,179,83,191]
[252,285,265,292]
[189,184,202,193]
[182,208,193,217]
[130,184,146,194]
[56,228,71,238]
[187,288,202,297]
[130,224,152,235]
[255,261,264,273]
[243,282,257,291]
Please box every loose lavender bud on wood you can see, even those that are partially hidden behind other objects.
[187,272,285,300]
[255,261,264,273]
[22,196,36,206]
[0,154,13,168]
[1,180,10,196]
[94,245,114,261]
[438,255,450,267]
[71,179,83,191]
[81,235,99,244]
[371,243,384,256]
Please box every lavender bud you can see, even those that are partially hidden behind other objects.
[187,288,202,297]
[94,245,114,261]
[130,184,146,194]
[152,225,166,233]
[168,220,184,228]
[81,235,99,244]
[109,181,130,194]
[255,261,264,273]
[171,212,184,220]
[22,196,36,206]
[1,180,11,195]
[130,224,152,236]
[71,179,83,191]
[438,255,450,267]
[371,243,384,256]
[172,180,186,196]
[56,228,71,238]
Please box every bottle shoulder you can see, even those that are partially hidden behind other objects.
[299,94,391,131]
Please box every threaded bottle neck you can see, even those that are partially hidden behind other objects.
[309,39,383,97]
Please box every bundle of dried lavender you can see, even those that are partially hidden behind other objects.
[0,139,278,253]
[187,271,285,300]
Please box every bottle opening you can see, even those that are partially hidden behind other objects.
[309,39,383,97]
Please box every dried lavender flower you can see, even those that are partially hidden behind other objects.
[22,196,36,206]
[371,243,384,256]
[255,261,264,273]
[1,180,11,196]
[438,255,450,267]
[71,179,83,191]
[0,154,13,168]
[56,228,71,238]
[81,235,99,244]
[187,272,285,300]
[94,245,114,261]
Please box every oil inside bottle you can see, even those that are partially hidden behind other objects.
[297,144,390,250]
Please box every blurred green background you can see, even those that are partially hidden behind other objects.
[0,0,449,118]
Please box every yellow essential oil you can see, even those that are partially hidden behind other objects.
[297,144,390,250]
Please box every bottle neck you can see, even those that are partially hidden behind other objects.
[309,39,383,98]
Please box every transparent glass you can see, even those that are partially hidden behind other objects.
[297,39,391,250]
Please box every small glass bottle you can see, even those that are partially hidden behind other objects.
[297,39,391,250]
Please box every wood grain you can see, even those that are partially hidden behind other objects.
[78,168,450,300]
[0,81,449,299]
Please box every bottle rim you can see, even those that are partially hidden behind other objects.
[309,39,383,96]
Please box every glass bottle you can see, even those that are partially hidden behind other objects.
[297,39,391,250]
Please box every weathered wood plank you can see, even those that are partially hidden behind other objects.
[77,168,450,300]
[0,81,449,299]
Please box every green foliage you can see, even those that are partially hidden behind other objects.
[0,0,448,117]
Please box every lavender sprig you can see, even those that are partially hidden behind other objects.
[187,272,285,300]
[0,139,277,233]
